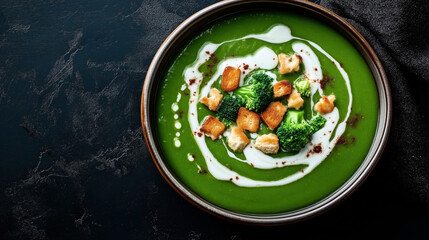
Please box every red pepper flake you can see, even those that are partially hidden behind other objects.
[229,178,233,181]
[197,132,203,137]
[198,169,207,174]
[273,58,275,60]
[235,176,239,180]
[300,49,303,52]
[314,68,318,71]
[250,163,254,167]
[207,55,218,68]
[243,71,245,74]
[178,110,184,119]
[300,169,304,173]
[340,62,343,68]
[307,143,322,155]
[189,78,196,85]
[336,136,356,146]
[282,161,286,165]
[205,51,210,55]
[346,113,363,128]
[313,145,322,153]
[243,64,249,70]
[320,74,335,89]
[336,137,348,145]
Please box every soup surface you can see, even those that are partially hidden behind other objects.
[155,11,378,213]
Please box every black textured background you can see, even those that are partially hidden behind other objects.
[0,0,427,239]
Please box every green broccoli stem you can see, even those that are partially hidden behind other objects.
[285,110,305,125]
[234,85,252,98]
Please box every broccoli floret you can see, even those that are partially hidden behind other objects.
[309,114,327,134]
[293,77,311,97]
[234,72,274,112]
[276,111,326,152]
[276,110,313,152]
[216,95,243,127]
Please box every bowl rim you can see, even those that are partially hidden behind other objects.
[141,0,392,225]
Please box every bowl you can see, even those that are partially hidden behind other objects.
[141,0,391,225]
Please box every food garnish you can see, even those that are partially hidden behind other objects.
[278,53,301,74]
[200,116,225,140]
[228,127,250,152]
[236,107,260,133]
[260,101,287,130]
[254,133,279,154]
[276,110,326,152]
[200,88,223,111]
[293,76,311,97]
[222,66,241,92]
[314,95,336,114]
[287,89,304,110]
[234,72,274,113]
[273,80,292,98]
[216,95,243,127]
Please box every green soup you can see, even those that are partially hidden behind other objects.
[155,11,378,214]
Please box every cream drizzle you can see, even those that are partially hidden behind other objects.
[182,24,352,187]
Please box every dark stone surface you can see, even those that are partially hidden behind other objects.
[0,0,427,239]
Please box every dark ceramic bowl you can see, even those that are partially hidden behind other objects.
[141,0,391,225]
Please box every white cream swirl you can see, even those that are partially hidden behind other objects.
[183,25,352,187]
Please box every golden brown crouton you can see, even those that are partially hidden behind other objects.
[254,133,279,154]
[200,88,223,111]
[278,54,301,74]
[287,89,304,110]
[260,101,287,130]
[236,107,260,133]
[314,95,336,114]
[228,127,250,152]
[221,66,241,92]
[200,116,225,140]
[273,80,292,98]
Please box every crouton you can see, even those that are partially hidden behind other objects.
[260,101,287,130]
[314,95,336,114]
[287,89,304,110]
[200,88,223,111]
[278,54,301,74]
[228,127,250,152]
[221,66,241,92]
[273,80,292,98]
[200,116,225,140]
[236,107,260,133]
[254,133,279,154]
